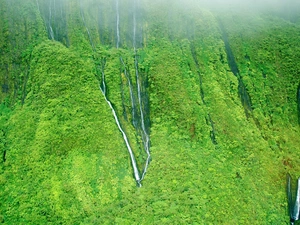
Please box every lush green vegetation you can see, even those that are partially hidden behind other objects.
[0,0,300,224]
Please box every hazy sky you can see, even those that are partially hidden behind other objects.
[198,0,299,11]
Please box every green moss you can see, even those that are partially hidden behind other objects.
[0,1,299,224]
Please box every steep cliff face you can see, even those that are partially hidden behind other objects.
[0,0,300,224]
[0,0,46,104]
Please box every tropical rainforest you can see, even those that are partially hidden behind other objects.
[0,0,300,224]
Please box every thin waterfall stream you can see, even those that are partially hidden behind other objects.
[133,0,151,181]
[48,0,54,40]
[78,0,151,186]
[134,52,151,180]
[79,1,142,186]
[116,0,120,49]
[79,2,94,50]
[99,67,141,186]
[120,57,138,128]
[114,0,151,184]
[36,0,69,45]
[35,0,40,14]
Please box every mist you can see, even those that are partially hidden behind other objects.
[176,0,300,22]
[197,0,299,11]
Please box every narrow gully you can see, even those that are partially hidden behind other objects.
[133,0,151,181]
[120,57,138,128]
[134,52,151,180]
[190,42,217,145]
[218,20,253,118]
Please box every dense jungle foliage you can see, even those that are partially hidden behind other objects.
[0,0,300,224]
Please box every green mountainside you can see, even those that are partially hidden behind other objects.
[0,0,300,224]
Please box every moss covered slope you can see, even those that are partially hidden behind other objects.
[0,0,299,224]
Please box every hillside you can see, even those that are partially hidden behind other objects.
[0,0,300,224]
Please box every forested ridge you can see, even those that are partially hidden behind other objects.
[0,0,300,224]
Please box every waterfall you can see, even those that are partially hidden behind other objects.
[133,0,137,48]
[100,59,106,96]
[99,83,141,186]
[79,2,95,50]
[49,0,54,40]
[120,58,138,128]
[293,178,300,221]
[134,53,151,180]
[79,2,141,186]
[133,0,151,181]
[35,0,40,14]
[287,173,300,223]
[116,0,120,48]
[99,59,141,185]
[36,0,69,45]
[53,0,58,39]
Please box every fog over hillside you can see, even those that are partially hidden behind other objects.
[0,0,300,224]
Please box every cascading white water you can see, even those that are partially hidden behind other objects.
[79,1,141,186]
[99,83,141,185]
[99,60,141,185]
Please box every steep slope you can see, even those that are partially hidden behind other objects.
[0,0,300,224]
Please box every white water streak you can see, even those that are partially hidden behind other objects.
[293,178,300,220]
[101,69,106,95]
[120,57,137,127]
[49,0,54,40]
[116,0,120,48]
[133,2,136,49]
[79,2,95,50]
[35,0,40,14]
[100,84,141,185]
[133,0,151,181]
[135,54,150,180]
[80,1,141,185]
